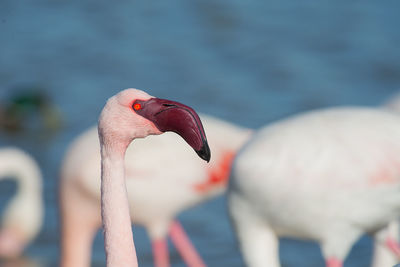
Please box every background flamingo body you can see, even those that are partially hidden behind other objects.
[228,107,400,267]
[370,94,400,267]
[0,147,43,259]
[60,113,251,266]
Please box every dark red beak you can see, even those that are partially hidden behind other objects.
[132,98,211,162]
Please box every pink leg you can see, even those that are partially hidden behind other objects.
[169,220,206,267]
[326,257,343,267]
[385,237,400,256]
[152,239,170,267]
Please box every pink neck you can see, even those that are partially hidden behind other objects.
[101,143,138,267]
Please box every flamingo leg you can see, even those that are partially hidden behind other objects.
[326,257,343,267]
[385,237,400,257]
[169,220,206,267]
[152,238,170,267]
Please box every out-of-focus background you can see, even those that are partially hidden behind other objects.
[0,0,399,266]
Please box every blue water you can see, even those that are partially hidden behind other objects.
[0,0,400,266]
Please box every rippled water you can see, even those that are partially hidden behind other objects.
[0,0,399,266]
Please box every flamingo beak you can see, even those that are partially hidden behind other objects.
[133,98,211,162]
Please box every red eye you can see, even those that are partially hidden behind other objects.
[133,103,142,110]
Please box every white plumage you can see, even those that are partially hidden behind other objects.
[228,107,400,267]
[60,113,252,267]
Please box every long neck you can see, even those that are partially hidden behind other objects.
[0,149,42,194]
[0,148,43,240]
[100,142,138,267]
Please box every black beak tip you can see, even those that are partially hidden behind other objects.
[196,142,211,163]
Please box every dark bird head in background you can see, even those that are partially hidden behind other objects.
[0,86,63,134]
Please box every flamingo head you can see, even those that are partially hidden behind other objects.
[98,88,211,162]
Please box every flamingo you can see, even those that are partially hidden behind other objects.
[60,112,251,267]
[228,107,400,267]
[74,88,212,267]
[0,147,43,259]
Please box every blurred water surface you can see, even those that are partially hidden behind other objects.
[0,0,399,266]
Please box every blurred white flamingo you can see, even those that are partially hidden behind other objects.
[59,90,252,267]
[0,147,43,259]
[228,107,400,267]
